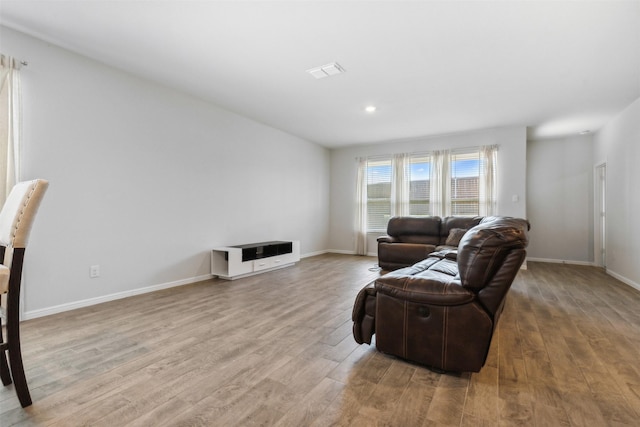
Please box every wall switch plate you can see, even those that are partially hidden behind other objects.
[90,265,100,278]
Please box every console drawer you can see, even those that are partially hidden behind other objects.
[253,258,274,271]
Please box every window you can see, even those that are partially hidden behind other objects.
[409,155,430,215]
[356,145,497,240]
[366,158,392,231]
[450,150,480,216]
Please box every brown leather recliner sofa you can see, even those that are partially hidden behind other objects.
[377,215,483,271]
[353,216,530,373]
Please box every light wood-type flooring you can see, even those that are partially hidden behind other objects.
[2,254,640,426]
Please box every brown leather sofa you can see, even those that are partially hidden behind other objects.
[353,216,529,372]
[377,216,483,271]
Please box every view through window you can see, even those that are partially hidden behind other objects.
[409,155,430,216]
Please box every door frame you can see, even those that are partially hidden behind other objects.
[594,162,606,268]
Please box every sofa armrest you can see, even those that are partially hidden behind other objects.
[375,269,475,306]
[377,235,398,243]
[352,282,377,344]
[377,242,436,271]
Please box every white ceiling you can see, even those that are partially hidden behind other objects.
[1,1,639,148]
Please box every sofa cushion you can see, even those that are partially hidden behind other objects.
[445,228,467,246]
[386,216,441,245]
[377,242,436,269]
[376,258,474,306]
[439,216,483,245]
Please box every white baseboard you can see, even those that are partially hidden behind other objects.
[301,250,330,258]
[526,258,640,293]
[303,250,378,257]
[606,269,640,292]
[526,257,595,267]
[325,249,356,255]
[23,274,214,320]
[325,249,380,257]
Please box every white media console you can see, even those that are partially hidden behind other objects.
[211,240,300,280]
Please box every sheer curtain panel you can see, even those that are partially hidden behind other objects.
[429,150,451,217]
[479,145,498,216]
[355,157,368,255]
[392,153,410,217]
[0,55,22,204]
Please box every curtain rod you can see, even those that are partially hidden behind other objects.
[0,54,28,68]
[356,144,500,161]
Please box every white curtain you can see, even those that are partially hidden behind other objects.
[391,153,410,217]
[429,149,451,217]
[355,157,368,255]
[479,145,498,216]
[0,55,22,204]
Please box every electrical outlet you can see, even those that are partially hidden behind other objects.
[90,265,100,278]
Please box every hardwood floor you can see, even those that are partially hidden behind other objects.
[2,254,640,426]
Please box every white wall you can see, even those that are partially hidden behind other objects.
[526,135,594,264]
[328,127,527,254]
[593,96,640,289]
[2,26,331,317]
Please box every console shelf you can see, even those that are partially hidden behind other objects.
[211,240,300,280]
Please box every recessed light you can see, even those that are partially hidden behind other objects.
[579,130,591,135]
[365,105,377,113]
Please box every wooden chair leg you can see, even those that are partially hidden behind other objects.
[7,332,32,407]
[0,350,10,386]
[0,317,12,386]
[4,315,32,406]
[5,250,32,407]
[3,313,33,407]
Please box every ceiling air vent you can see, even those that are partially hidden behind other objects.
[306,62,345,79]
